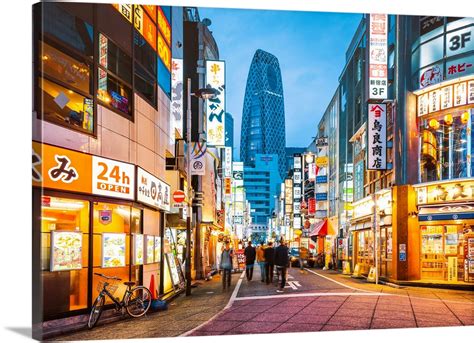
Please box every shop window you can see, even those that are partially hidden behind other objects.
[40,41,91,94]
[39,77,94,134]
[134,62,156,105]
[97,69,132,116]
[420,110,472,182]
[134,31,157,76]
[41,2,94,58]
[92,202,142,303]
[40,196,90,317]
[99,34,132,84]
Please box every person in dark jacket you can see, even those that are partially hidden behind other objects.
[244,241,256,281]
[274,240,290,292]
[220,242,233,290]
[263,241,275,284]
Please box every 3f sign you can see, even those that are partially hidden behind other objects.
[372,87,385,97]
[449,32,471,51]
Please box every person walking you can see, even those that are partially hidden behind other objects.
[220,242,233,290]
[274,240,290,293]
[256,242,266,282]
[264,241,275,285]
[244,241,256,281]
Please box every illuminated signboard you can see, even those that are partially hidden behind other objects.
[158,32,171,71]
[133,5,157,51]
[367,103,387,170]
[157,7,171,45]
[136,167,171,212]
[170,58,184,143]
[368,13,388,100]
[112,4,132,23]
[224,147,232,177]
[205,60,226,146]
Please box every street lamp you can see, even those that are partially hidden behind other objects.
[185,78,217,296]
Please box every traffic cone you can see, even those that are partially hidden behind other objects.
[149,274,158,300]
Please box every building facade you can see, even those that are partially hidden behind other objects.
[243,154,282,225]
[225,112,234,152]
[240,49,287,179]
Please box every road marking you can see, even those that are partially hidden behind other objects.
[180,270,246,337]
[285,280,302,290]
[304,268,376,293]
[234,291,392,301]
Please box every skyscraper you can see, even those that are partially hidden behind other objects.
[240,49,286,179]
[225,112,234,152]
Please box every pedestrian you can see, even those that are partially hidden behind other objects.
[244,241,256,281]
[264,241,275,285]
[220,241,233,290]
[274,239,290,293]
[256,242,266,282]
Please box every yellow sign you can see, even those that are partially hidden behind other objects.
[316,156,328,166]
[158,32,171,71]
[112,4,133,23]
[157,7,171,46]
[447,256,458,282]
[416,180,474,205]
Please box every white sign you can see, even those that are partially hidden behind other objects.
[446,26,473,58]
[308,163,316,181]
[293,156,301,169]
[368,13,388,100]
[454,82,467,106]
[190,142,206,176]
[367,103,387,170]
[418,93,429,116]
[92,156,135,200]
[440,85,453,110]
[170,58,183,144]
[224,147,232,178]
[137,167,171,212]
[293,215,301,229]
[469,80,474,104]
[205,60,225,146]
[293,171,301,184]
[293,201,301,214]
[429,89,440,113]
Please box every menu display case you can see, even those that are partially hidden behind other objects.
[146,235,155,264]
[102,233,126,268]
[50,231,83,271]
[133,234,144,265]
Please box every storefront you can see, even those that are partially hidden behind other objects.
[33,142,172,320]
[350,190,392,277]
[415,180,474,283]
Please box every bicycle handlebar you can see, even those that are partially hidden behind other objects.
[94,272,122,281]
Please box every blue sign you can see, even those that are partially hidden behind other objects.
[399,252,406,261]
[316,193,328,201]
[316,175,328,183]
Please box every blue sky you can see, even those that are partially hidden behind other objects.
[198,6,362,157]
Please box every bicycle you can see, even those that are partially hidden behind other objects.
[87,273,152,329]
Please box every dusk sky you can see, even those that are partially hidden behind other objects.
[198,6,362,158]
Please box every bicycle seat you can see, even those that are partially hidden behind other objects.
[123,281,135,287]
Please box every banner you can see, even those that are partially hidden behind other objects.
[190,142,206,175]
[367,103,387,170]
[206,60,226,146]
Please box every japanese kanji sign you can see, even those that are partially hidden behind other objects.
[224,147,232,178]
[205,60,226,146]
[137,167,171,212]
[367,103,387,170]
[368,13,388,100]
[170,58,184,144]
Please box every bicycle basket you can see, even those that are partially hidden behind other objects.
[97,279,119,295]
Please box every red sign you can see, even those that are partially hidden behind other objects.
[308,198,316,215]
[173,190,185,203]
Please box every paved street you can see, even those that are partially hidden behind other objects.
[51,266,473,340]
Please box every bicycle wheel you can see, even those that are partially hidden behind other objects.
[88,295,105,329]
[125,286,152,318]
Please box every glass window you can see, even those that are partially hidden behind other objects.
[158,58,171,98]
[134,31,156,76]
[42,3,94,58]
[135,62,156,105]
[40,41,91,94]
[420,109,471,182]
[99,34,132,84]
[40,196,90,317]
[97,68,132,116]
[39,77,94,134]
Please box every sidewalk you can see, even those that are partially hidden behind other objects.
[49,271,242,341]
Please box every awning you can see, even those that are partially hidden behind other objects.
[419,204,474,221]
[309,220,328,237]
